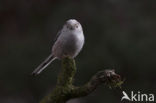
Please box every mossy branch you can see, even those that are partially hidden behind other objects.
[40,57,123,103]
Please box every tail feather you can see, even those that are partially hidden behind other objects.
[32,54,57,75]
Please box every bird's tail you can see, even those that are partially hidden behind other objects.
[32,54,57,75]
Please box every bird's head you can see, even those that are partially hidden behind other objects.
[63,19,82,31]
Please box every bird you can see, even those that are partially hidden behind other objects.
[32,19,85,75]
[121,91,131,101]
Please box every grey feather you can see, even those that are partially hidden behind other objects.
[32,54,57,75]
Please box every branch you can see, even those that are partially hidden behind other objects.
[40,57,123,103]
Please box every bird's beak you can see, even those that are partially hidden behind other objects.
[68,25,75,30]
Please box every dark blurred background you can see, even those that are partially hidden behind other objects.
[0,0,156,103]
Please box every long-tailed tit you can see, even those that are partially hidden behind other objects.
[32,19,85,75]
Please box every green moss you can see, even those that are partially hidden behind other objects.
[57,57,76,86]
[40,57,123,103]
[40,57,77,103]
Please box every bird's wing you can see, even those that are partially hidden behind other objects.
[54,29,62,42]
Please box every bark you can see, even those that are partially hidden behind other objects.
[40,57,123,103]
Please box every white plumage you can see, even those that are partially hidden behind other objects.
[32,19,85,75]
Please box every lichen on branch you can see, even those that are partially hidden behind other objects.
[40,57,123,103]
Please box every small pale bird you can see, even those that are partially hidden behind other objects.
[32,19,85,75]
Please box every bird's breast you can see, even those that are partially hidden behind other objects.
[52,31,84,58]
